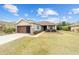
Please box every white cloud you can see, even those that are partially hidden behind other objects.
[68,12,72,14]
[37,8,58,17]
[72,8,79,14]
[14,13,19,16]
[37,8,44,17]
[62,16,66,19]
[62,16,72,19]
[69,8,79,14]
[62,16,72,22]
[25,14,28,17]
[46,9,58,15]
[3,4,19,16]
[68,16,72,19]
[62,16,66,21]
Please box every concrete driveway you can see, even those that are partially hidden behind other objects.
[0,33,32,45]
[0,32,44,45]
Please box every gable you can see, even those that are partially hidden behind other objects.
[17,20,31,26]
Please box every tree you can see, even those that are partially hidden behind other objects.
[61,21,70,26]
[57,21,71,31]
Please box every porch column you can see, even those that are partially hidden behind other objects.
[31,26,34,35]
[54,25,57,30]
[47,25,48,29]
[47,25,49,29]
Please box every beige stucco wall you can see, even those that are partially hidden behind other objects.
[30,24,42,34]
[30,24,35,34]
[16,19,43,34]
[16,20,33,34]
[71,26,79,32]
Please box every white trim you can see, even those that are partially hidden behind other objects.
[54,25,57,30]
[16,25,18,33]
[16,18,29,24]
[47,25,49,29]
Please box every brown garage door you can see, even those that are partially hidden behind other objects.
[26,26,30,33]
[17,26,26,33]
[17,26,30,33]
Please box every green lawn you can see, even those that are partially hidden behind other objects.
[0,31,8,36]
[0,31,79,55]
[0,31,14,36]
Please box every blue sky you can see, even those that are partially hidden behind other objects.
[0,4,79,23]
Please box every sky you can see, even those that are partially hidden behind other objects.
[0,4,79,23]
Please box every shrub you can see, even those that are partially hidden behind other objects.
[3,27,16,34]
[57,25,62,30]
[11,28,16,32]
[61,26,70,31]
[33,31,42,35]
[57,21,71,30]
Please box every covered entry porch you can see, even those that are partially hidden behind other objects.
[42,25,57,31]
[38,21,57,31]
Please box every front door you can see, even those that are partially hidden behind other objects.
[42,26,47,31]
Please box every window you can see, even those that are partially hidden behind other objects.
[34,25,41,30]
[37,26,40,29]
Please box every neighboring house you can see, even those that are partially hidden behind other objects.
[16,19,57,34]
[70,24,79,32]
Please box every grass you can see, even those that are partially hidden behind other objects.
[0,31,79,54]
[0,31,8,36]
[0,31,15,36]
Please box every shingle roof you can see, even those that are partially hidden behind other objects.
[16,19,57,25]
[38,21,56,25]
[26,20,39,25]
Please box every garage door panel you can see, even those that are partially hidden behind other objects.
[26,26,30,33]
[17,26,26,33]
[17,26,30,33]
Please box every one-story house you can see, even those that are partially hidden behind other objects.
[16,19,57,34]
[70,23,79,32]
